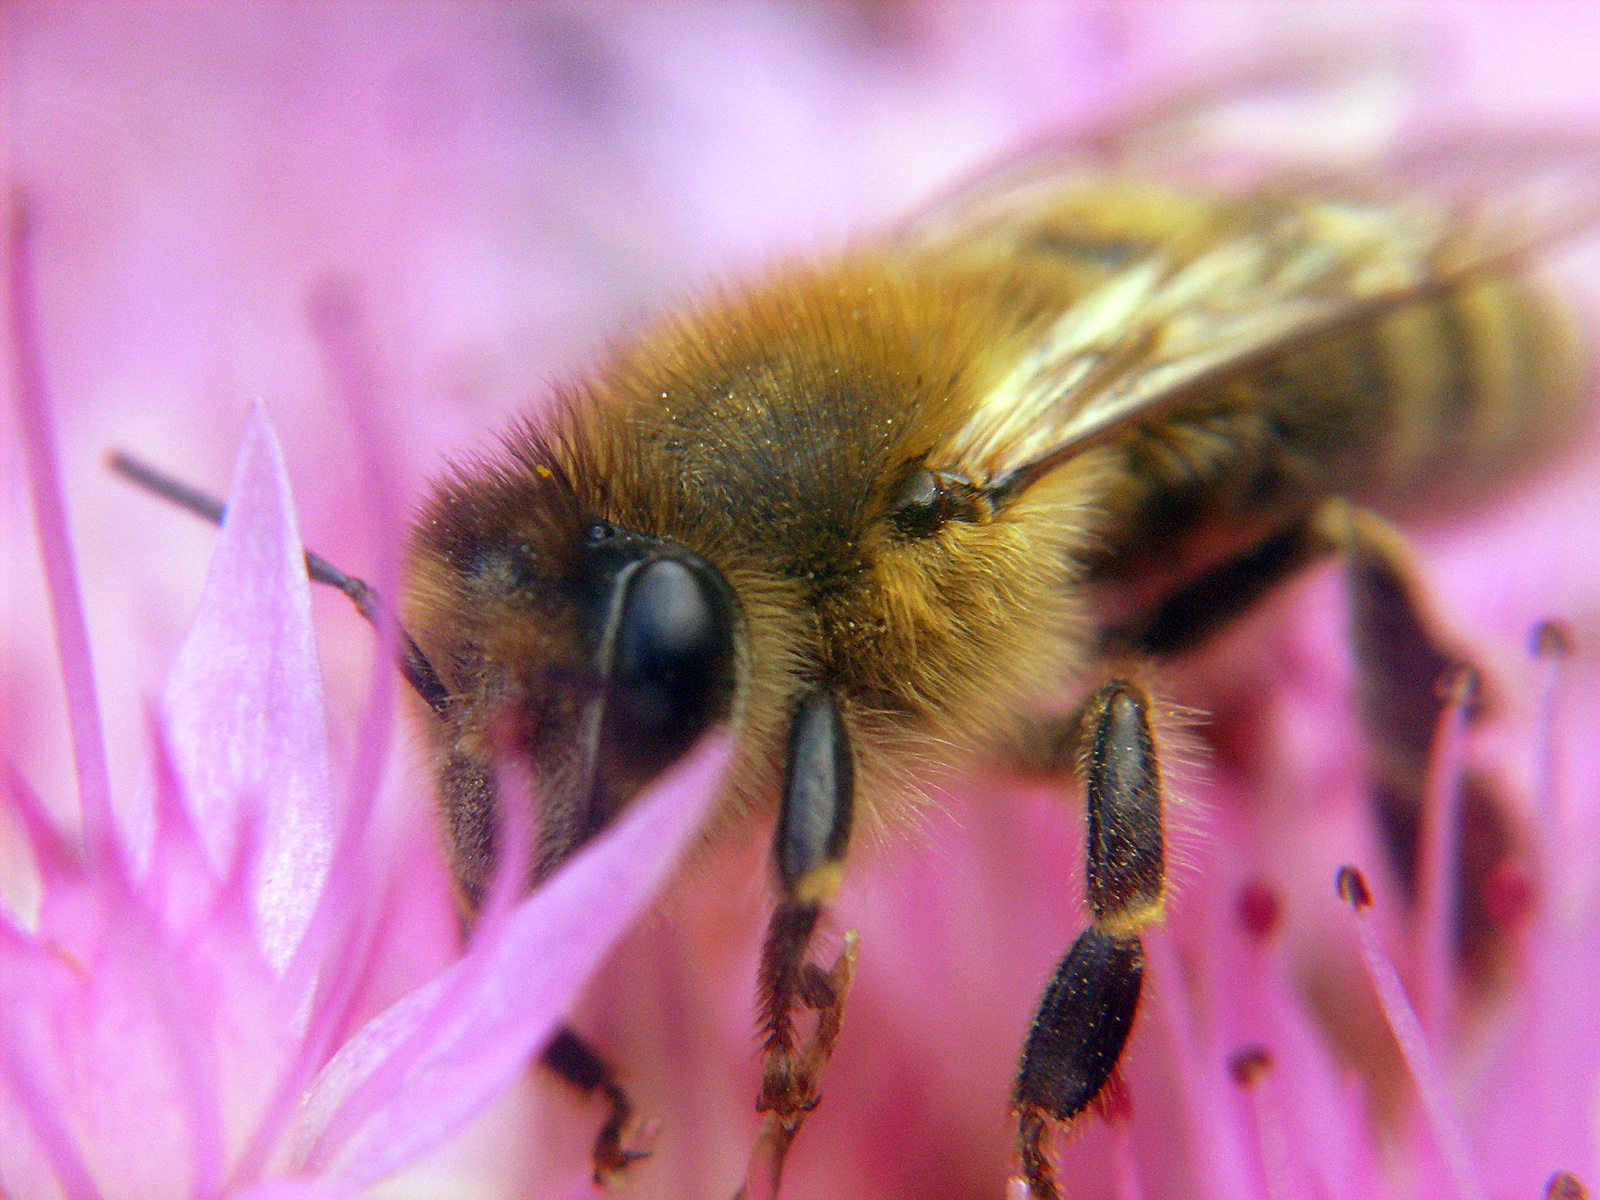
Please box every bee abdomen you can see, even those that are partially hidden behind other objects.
[1091,274,1584,598]
[1359,275,1583,511]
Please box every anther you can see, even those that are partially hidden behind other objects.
[1548,1171,1590,1200]
[1336,865,1372,909]
[1236,880,1281,940]
[1342,860,1486,1200]
[1228,1045,1273,1087]
[1532,620,1573,660]
[1483,857,1536,933]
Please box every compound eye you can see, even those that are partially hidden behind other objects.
[606,557,736,774]
[887,467,945,538]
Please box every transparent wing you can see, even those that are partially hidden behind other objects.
[899,41,1419,252]
[905,134,1600,493]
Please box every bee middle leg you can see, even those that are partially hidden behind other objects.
[1013,680,1166,1200]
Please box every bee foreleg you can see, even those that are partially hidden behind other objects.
[542,1026,650,1183]
[544,1024,656,1184]
[750,690,857,1173]
[1014,681,1165,1200]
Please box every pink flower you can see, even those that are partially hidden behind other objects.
[6,5,1600,1200]
[3,206,729,1197]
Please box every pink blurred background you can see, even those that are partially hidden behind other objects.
[7,5,1600,1198]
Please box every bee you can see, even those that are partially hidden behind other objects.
[115,61,1599,1200]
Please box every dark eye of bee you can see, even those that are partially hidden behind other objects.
[887,467,946,538]
[602,553,737,779]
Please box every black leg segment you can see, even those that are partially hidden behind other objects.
[1014,679,1168,1198]
[1121,513,1336,655]
[1083,683,1165,928]
[745,687,860,1193]
[1015,928,1144,1122]
[777,688,855,902]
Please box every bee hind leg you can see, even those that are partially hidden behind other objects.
[1014,681,1165,1200]
[744,689,860,1193]
[1340,505,1520,993]
[1113,509,1339,656]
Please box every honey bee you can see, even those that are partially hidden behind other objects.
[116,62,1599,1200]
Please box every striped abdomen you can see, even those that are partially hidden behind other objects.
[1092,270,1585,579]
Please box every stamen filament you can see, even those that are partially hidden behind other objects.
[1230,1047,1292,1200]
[7,197,116,869]
[1531,621,1570,832]
[1338,866,1485,1200]
[1531,621,1580,924]
[1144,929,1264,1200]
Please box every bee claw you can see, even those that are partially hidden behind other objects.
[741,937,857,1200]
[591,1115,660,1185]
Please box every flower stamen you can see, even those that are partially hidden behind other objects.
[1531,619,1576,915]
[1236,880,1282,942]
[1338,864,1485,1200]
[1144,928,1263,1200]
[6,195,116,870]
[1229,1045,1294,1200]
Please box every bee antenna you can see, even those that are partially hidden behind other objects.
[108,450,450,717]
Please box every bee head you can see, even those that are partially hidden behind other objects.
[406,445,739,904]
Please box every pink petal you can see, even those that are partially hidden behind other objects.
[142,711,228,945]
[234,1180,361,1200]
[0,930,106,1200]
[3,761,78,905]
[292,736,729,1188]
[160,402,335,972]
[1,764,109,973]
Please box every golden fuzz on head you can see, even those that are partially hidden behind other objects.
[506,258,1126,829]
